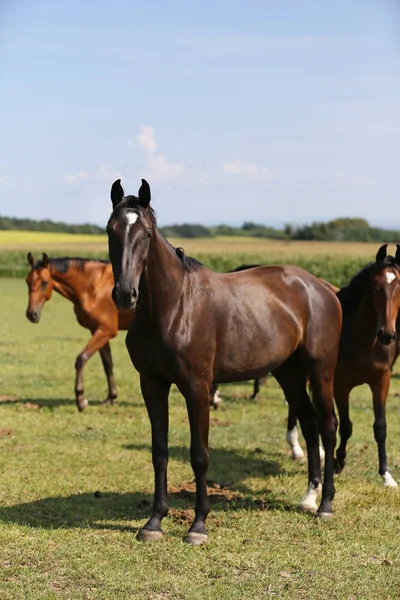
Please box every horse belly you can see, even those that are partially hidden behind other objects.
[213,313,300,382]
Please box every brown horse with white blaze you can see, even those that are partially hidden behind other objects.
[25,253,133,411]
[286,245,400,485]
[106,178,342,545]
[333,244,400,486]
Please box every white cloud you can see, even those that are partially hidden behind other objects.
[137,125,184,183]
[0,176,9,185]
[222,159,277,180]
[335,171,371,186]
[137,126,158,153]
[62,171,89,184]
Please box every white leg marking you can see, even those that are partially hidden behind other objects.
[299,482,322,513]
[383,471,398,488]
[286,426,305,460]
[212,390,222,407]
[319,443,325,462]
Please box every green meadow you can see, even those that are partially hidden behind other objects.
[0,275,399,599]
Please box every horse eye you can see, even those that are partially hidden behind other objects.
[41,281,48,290]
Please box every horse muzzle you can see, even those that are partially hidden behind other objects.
[377,328,396,346]
[26,308,41,323]
[112,285,137,311]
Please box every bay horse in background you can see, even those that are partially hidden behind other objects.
[288,244,400,486]
[106,178,342,545]
[25,253,133,411]
[334,244,400,486]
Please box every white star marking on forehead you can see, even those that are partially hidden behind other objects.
[125,212,139,226]
[385,272,396,284]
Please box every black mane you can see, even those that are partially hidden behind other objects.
[174,246,203,273]
[33,257,109,274]
[338,256,400,314]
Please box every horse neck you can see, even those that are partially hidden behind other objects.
[351,290,377,340]
[50,261,98,304]
[139,229,185,318]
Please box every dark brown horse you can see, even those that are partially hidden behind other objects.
[106,178,342,544]
[26,253,133,411]
[286,245,400,485]
[333,244,400,486]
[210,264,266,408]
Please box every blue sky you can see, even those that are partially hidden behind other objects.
[1,0,400,227]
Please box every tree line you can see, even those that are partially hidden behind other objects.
[1,215,400,242]
[0,216,104,235]
[159,218,400,242]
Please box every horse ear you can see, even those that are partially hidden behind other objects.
[42,253,49,267]
[376,244,387,263]
[111,179,124,208]
[138,179,151,208]
[27,252,35,266]
[396,244,400,264]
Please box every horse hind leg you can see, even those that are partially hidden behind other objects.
[273,355,322,514]
[307,360,337,519]
[209,382,222,409]
[286,404,305,460]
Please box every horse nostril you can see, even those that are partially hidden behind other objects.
[132,287,137,299]
[377,329,396,345]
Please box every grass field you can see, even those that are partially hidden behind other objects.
[0,230,391,286]
[1,278,400,599]
[0,229,388,256]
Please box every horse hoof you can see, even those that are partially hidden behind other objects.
[136,528,163,542]
[315,511,334,521]
[77,399,88,412]
[383,472,398,488]
[102,398,116,405]
[184,532,208,546]
[292,450,305,461]
[298,502,318,514]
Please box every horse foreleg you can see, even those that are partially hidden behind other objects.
[181,380,210,545]
[137,374,171,542]
[74,328,113,412]
[333,381,352,474]
[371,371,397,488]
[98,342,117,405]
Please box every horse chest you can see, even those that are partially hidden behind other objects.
[125,325,180,379]
[73,305,97,330]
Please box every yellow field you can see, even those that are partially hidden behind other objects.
[0,229,386,258]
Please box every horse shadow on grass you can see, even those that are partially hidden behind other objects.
[0,445,298,531]
[0,397,136,410]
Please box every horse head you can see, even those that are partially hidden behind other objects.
[372,244,400,346]
[25,252,54,323]
[106,179,153,311]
